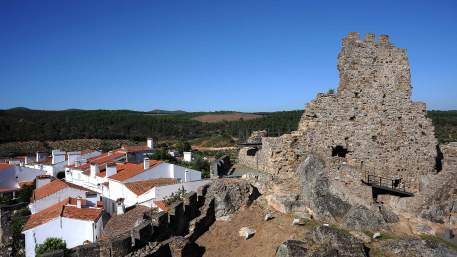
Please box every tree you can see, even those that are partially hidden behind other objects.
[327,88,335,94]
[176,141,192,153]
[191,157,210,178]
[35,238,67,257]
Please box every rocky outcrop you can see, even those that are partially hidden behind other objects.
[417,143,457,225]
[297,155,351,222]
[275,225,367,257]
[379,237,457,257]
[204,179,259,219]
[275,240,309,257]
[342,205,386,231]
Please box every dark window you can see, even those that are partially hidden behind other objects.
[332,145,348,158]
[246,148,258,156]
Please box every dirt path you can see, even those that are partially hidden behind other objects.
[196,203,311,257]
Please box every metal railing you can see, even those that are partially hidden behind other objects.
[366,174,407,192]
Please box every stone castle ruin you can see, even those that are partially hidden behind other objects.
[239,32,438,192]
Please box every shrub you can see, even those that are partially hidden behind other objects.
[35,238,67,257]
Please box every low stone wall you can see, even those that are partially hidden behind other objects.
[0,202,29,257]
[44,183,215,257]
[210,155,231,178]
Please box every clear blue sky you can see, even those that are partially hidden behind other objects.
[0,0,456,112]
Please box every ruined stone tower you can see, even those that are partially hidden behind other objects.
[238,32,438,192]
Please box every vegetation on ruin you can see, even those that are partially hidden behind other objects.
[35,237,67,257]
[163,187,187,206]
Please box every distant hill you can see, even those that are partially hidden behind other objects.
[148,109,187,114]
[0,108,302,143]
[0,108,455,144]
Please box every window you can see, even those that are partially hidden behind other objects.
[332,145,349,158]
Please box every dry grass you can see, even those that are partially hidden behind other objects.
[192,113,263,123]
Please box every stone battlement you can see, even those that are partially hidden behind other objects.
[343,32,391,46]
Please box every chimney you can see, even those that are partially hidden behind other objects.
[36,176,52,188]
[106,162,117,177]
[144,157,150,170]
[147,138,154,149]
[25,156,32,165]
[183,152,192,162]
[36,152,47,162]
[116,198,125,215]
[184,170,189,182]
[76,198,82,208]
[67,151,81,166]
[90,163,99,178]
[52,150,66,165]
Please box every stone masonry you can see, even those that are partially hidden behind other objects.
[239,32,438,191]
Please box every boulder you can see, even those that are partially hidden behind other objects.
[372,232,381,239]
[342,205,386,231]
[292,218,307,226]
[378,205,400,223]
[205,179,259,218]
[264,213,274,221]
[350,231,372,244]
[297,155,352,223]
[379,237,457,257]
[275,240,308,257]
[312,225,367,257]
[239,227,256,240]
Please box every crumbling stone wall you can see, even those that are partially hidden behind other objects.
[239,32,438,191]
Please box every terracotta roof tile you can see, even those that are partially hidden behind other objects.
[32,179,95,202]
[0,163,12,171]
[121,145,152,152]
[125,178,177,195]
[62,205,103,221]
[153,200,169,212]
[108,160,161,182]
[23,198,103,231]
[101,205,150,240]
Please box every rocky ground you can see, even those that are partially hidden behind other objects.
[196,203,310,257]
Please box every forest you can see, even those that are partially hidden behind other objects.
[0,108,456,145]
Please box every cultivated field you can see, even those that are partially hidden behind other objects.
[192,112,263,123]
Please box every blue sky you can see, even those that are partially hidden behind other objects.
[0,0,456,112]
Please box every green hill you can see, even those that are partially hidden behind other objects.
[0,108,455,146]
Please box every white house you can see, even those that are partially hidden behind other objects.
[22,198,104,257]
[102,158,203,214]
[29,178,99,214]
[0,163,45,196]
[64,150,128,192]
[25,150,101,178]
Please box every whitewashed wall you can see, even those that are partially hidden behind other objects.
[152,180,210,200]
[29,187,94,214]
[23,216,99,257]
[122,163,201,183]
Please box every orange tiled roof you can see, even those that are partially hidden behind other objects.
[121,145,152,152]
[23,198,103,231]
[0,163,12,171]
[74,151,126,170]
[125,178,177,195]
[153,200,169,212]
[31,179,94,202]
[62,205,103,221]
[108,160,161,182]
[80,149,96,155]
